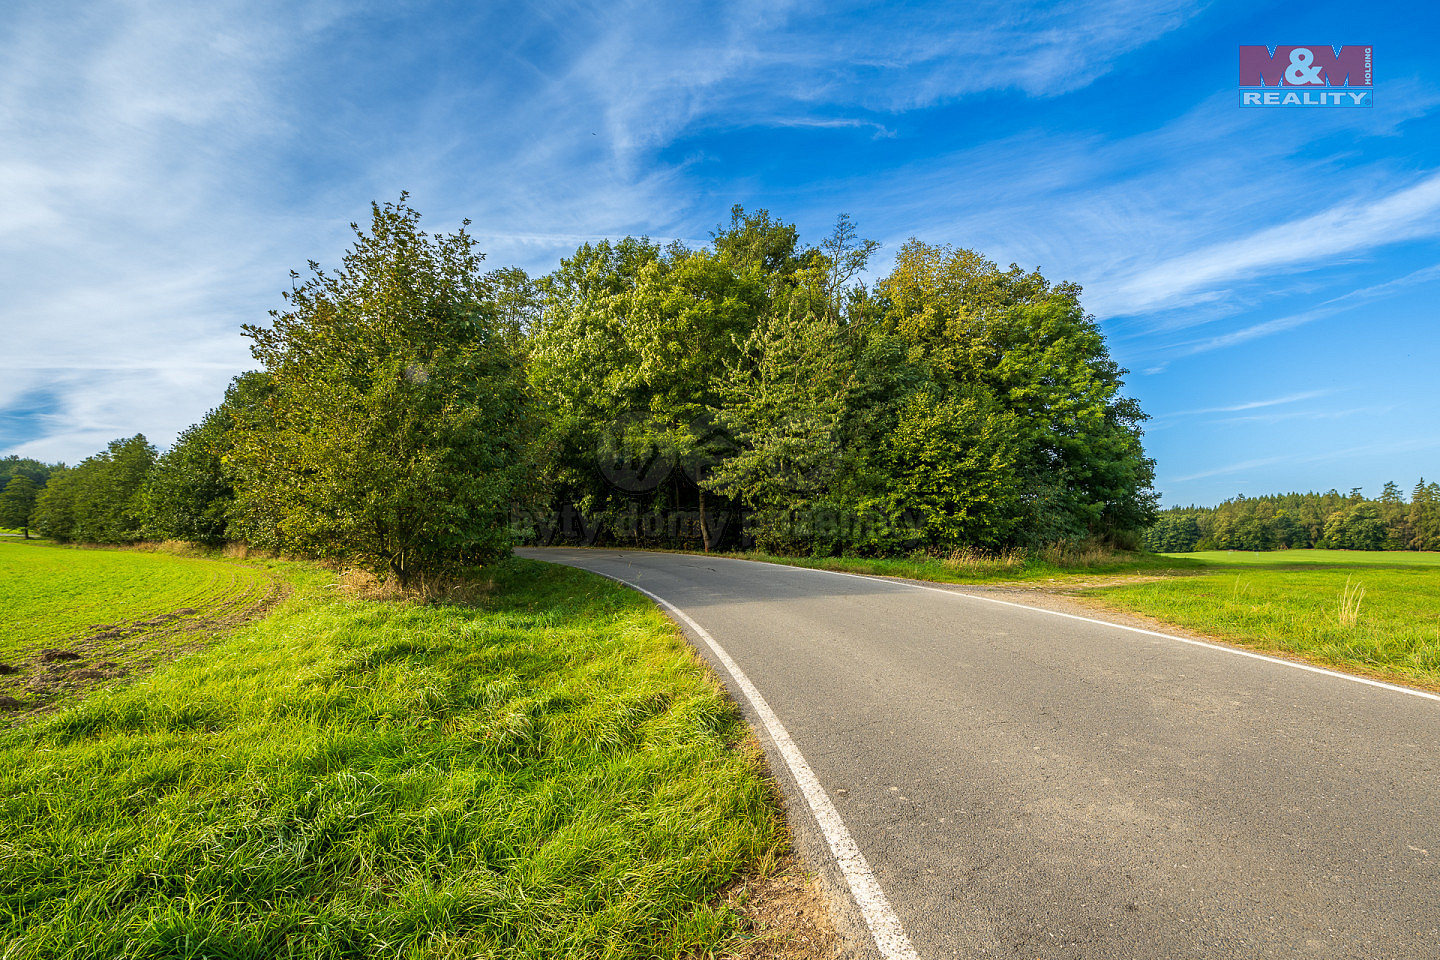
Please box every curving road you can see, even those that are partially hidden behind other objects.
[517,548,1440,959]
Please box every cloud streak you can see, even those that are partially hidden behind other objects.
[1110,172,1440,315]
[1167,436,1440,484]
[1161,262,1440,358]
[1173,390,1334,416]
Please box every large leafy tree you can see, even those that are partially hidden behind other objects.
[706,213,883,552]
[877,388,1023,550]
[0,457,55,539]
[1,457,54,492]
[525,237,662,537]
[877,241,1156,545]
[707,307,856,551]
[529,239,767,549]
[527,209,1157,555]
[1409,480,1440,551]
[232,197,530,586]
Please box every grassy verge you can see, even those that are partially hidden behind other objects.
[724,545,1203,584]
[707,543,1440,689]
[1156,548,1440,567]
[0,548,784,958]
[0,539,285,716]
[1089,551,1440,688]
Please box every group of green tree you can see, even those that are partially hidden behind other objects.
[3,440,154,543]
[9,197,1161,586]
[1144,482,1440,552]
[525,205,1155,556]
[0,457,60,538]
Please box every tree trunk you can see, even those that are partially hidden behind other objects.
[699,487,711,553]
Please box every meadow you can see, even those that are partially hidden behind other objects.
[0,545,786,958]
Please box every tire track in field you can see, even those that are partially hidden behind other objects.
[0,562,289,723]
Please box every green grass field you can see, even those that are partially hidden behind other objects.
[0,545,784,958]
[0,540,284,714]
[1085,550,1440,688]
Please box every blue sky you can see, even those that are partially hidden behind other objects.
[2,0,1436,507]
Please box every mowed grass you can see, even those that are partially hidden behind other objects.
[1087,550,1440,687]
[0,540,282,712]
[0,554,782,958]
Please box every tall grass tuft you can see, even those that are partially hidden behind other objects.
[1036,540,1125,568]
[1339,575,1365,628]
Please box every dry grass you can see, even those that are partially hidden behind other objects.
[721,855,839,959]
[333,566,501,604]
[219,542,279,561]
[1036,541,1123,567]
[939,546,1026,576]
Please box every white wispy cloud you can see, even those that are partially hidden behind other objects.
[1110,171,1440,315]
[801,74,1440,328]
[1175,390,1334,416]
[1166,437,1440,484]
[1217,405,1395,425]
[768,117,897,138]
[1159,262,1440,358]
[543,0,1207,162]
[0,0,375,462]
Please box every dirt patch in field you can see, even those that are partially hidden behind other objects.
[0,569,289,725]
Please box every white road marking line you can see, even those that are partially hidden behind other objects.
[785,565,1440,706]
[599,571,920,960]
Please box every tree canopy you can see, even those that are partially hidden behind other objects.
[524,208,1157,554]
[1146,482,1440,552]
[34,199,1170,578]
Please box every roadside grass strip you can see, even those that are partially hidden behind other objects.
[732,547,1202,585]
[0,558,782,958]
[1172,549,1440,567]
[725,544,1440,690]
[1090,554,1440,688]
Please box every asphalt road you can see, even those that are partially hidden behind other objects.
[517,548,1440,959]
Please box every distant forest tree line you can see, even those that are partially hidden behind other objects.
[5,198,1163,585]
[1144,482,1440,553]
